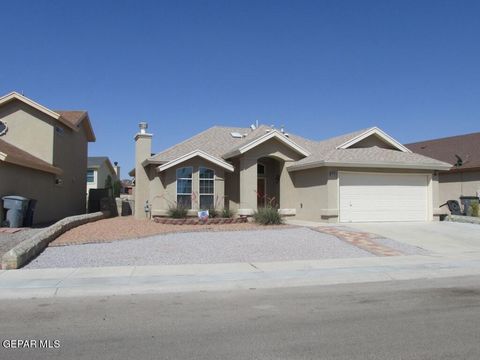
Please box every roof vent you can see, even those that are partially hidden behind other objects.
[139,122,148,134]
[230,132,243,138]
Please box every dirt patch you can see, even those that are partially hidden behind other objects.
[50,216,293,247]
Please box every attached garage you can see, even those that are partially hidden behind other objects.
[339,172,430,223]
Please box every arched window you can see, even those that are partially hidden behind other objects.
[199,167,215,210]
[176,167,193,209]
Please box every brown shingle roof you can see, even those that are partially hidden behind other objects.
[55,110,96,142]
[0,139,62,175]
[55,110,87,126]
[406,132,480,171]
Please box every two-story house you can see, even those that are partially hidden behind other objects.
[0,92,95,225]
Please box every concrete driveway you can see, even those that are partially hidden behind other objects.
[347,221,480,255]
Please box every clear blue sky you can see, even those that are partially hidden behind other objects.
[1,0,479,176]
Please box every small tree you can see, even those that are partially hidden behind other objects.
[113,180,122,197]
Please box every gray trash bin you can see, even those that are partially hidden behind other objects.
[2,196,30,228]
[460,196,479,216]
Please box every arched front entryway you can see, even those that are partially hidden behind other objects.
[257,157,282,208]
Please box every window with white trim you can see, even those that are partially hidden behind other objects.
[199,167,215,210]
[176,167,192,209]
[86,169,95,183]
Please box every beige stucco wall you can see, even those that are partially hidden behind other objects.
[231,138,304,214]
[52,121,88,218]
[148,158,226,217]
[438,171,480,208]
[0,100,56,163]
[0,100,90,225]
[1,163,56,224]
[290,167,329,221]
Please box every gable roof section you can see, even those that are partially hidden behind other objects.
[56,110,96,142]
[406,132,480,171]
[0,139,62,175]
[287,127,451,172]
[0,92,95,142]
[222,129,311,158]
[157,150,234,173]
[145,125,451,173]
[88,156,116,175]
[336,127,412,153]
[148,125,316,166]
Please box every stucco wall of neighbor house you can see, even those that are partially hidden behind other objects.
[0,101,90,225]
[53,121,88,218]
[0,100,56,163]
[0,162,60,224]
[149,158,226,217]
[86,168,98,194]
[438,170,480,206]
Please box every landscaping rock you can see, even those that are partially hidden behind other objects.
[1,211,108,269]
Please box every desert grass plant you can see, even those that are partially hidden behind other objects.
[253,206,283,225]
[221,208,235,218]
[470,202,479,217]
[208,208,219,218]
[167,204,188,219]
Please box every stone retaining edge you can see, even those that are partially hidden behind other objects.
[445,214,480,225]
[1,211,110,270]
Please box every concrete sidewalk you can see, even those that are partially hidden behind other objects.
[2,253,480,299]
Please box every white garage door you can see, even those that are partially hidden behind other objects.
[339,172,429,223]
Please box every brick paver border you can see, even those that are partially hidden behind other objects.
[311,227,403,257]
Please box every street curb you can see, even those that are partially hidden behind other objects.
[1,211,109,270]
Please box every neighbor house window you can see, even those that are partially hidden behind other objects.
[176,167,193,209]
[87,169,94,183]
[199,167,214,210]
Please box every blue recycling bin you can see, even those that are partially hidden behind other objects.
[2,196,30,228]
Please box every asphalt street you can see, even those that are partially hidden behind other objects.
[1,276,480,360]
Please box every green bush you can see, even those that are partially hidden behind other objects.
[253,207,283,225]
[221,208,235,218]
[470,202,479,217]
[208,208,219,218]
[167,205,188,219]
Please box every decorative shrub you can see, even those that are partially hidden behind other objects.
[167,205,188,219]
[253,207,283,225]
[208,208,219,218]
[470,202,479,217]
[221,208,235,218]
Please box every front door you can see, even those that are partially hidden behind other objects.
[257,178,266,208]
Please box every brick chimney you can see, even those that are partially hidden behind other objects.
[134,122,152,219]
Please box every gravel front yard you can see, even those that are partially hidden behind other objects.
[26,227,374,268]
[50,216,293,246]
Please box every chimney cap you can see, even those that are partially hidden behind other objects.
[139,122,148,134]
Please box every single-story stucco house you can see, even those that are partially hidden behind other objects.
[407,132,480,211]
[0,92,95,225]
[133,122,451,223]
